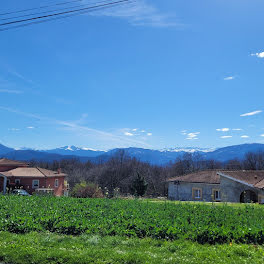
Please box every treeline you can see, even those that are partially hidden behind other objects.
[29,150,264,197]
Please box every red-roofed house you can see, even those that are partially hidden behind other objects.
[0,159,67,196]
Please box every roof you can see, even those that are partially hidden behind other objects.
[167,171,220,184]
[219,171,264,189]
[0,167,66,178]
[0,158,29,167]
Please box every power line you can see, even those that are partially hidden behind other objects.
[0,0,134,32]
[0,0,83,16]
[0,0,113,22]
[0,0,131,27]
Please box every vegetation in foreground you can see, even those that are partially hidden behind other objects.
[1,196,264,244]
[0,232,263,264]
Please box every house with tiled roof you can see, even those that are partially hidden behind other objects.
[167,170,264,203]
[0,159,67,196]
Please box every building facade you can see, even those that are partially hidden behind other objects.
[168,170,264,203]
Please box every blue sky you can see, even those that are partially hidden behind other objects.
[1,0,264,150]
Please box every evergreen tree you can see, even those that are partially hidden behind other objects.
[131,171,148,197]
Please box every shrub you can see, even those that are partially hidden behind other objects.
[71,182,104,198]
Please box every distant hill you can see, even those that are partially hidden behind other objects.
[1,143,264,165]
[3,150,95,163]
[202,143,264,162]
[0,144,15,156]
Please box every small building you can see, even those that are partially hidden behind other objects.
[168,170,264,203]
[0,167,67,196]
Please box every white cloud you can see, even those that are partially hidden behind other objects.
[185,132,200,140]
[27,126,35,129]
[220,136,232,139]
[261,134,264,137]
[240,110,262,117]
[124,132,134,136]
[232,128,243,131]
[187,132,200,138]
[251,52,264,58]
[216,128,230,132]
[241,135,249,138]
[141,130,146,133]
[132,128,138,132]
[147,133,152,136]
[95,0,182,28]
[224,76,235,81]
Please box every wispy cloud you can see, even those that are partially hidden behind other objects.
[95,0,182,28]
[147,133,152,136]
[0,106,152,148]
[216,128,229,132]
[224,76,235,81]
[240,110,262,117]
[241,135,249,138]
[181,130,187,135]
[232,128,243,131]
[8,128,20,131]
[251,52,264,58]
[26,126,35,129]
[0,89,22,94]
[220,136,232,139]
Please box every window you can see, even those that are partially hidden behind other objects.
[195,189,201,199]
[213,189,221,201]
[15,179,20,185]
[192,188,202,200]
[32,180,39,189]
[55,179,59,188]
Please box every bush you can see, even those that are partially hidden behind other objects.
[71,182,104,198]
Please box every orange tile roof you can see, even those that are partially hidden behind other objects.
[167,170,220,184]
[0,158,29,166]
[0,167,66,178]
[219,171,264,189]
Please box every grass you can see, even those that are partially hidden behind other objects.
[0,232,263,264]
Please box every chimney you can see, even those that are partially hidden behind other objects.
[57,168,61,174]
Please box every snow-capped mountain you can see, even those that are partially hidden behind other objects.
[43,145,106,157]
[160,147,215,153]
[2,143,264,165]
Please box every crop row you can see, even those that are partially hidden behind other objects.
[0,196,264,244]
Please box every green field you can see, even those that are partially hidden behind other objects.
[0,196,264,244]
[0,196,264,263]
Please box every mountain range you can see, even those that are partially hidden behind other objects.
[0,143,264,165]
